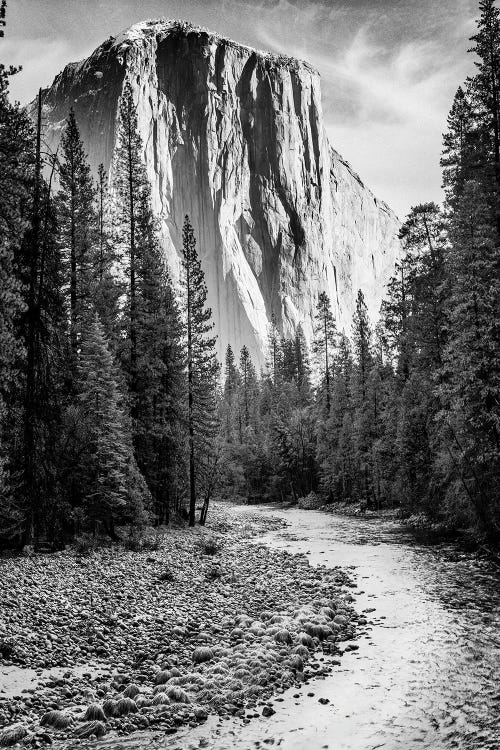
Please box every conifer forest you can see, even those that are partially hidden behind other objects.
[1,0,499,548]
[0,2,500,749]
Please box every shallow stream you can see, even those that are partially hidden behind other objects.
[170,505,500,750]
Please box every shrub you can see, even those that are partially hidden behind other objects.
[83,704,106,722]
[165,685,190,703]
[205,564,222,581]
[122,683,140,698]
[40,710,72,729]
[154,670,171,685]
[192,646,214,664]
[122,526,161,552]
[157,568,175,582]
[74,534,96,556]
[274,629,293,645]
[114,698,138,716]
[0,724,27,747]
[102,700,117,717]
[297,492,322,510]
[198,536,220,555]
[73,721,106,739]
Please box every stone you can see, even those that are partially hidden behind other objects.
[262,705,276,717]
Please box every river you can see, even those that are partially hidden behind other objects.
[168,505,500,750]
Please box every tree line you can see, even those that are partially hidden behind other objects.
[1,0,499,547]
[0,2,219,546]
[217,0,500,542]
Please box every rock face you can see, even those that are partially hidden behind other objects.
[40,20,400,366]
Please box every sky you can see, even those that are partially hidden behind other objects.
[2,0,480,219]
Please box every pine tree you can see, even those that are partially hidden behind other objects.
[181,216,219,526]
[134,188,185,523]
[441,87,475,206]
[0,17,33,541]
[76,313,148,531]
[112,79,146,400]
[239,345,257,431]
[93,163,122,348]
[267,312,282,386]
[313,292,337,414]
[57,110,96,359]
[439,179,500,537]
[351,290,371,401]
[223,345,241,443]
[468,0,500,236]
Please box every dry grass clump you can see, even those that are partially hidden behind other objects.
[83,703,106,722]
[321,607,336,619]
[192,645,214,664]
[210,664,229,675]
[122,683,140,698]
[154,669,171,685]
[134,695,150,708]
[206,564,222,581]
[73,721,106,739]
[165,685,190,703]
[102,699,117,717]
[151,693,170,706]
[233,667,252,681]
[297,631,314,648]
[303,622,332,639]
[198,536,221,556]
[288,654,304,671]
[274,629,293,645]
[0,724,27,747]
[294,644,310,658]
[114,697,138,716]
[153,684,168,694]
[40,710,73,729]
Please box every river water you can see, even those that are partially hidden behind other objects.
[170,505,500,750]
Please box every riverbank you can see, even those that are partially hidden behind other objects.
[0,503,359,747]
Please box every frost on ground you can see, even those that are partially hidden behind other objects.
[0,502,359,746]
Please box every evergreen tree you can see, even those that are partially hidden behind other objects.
[222,345,241,443]
[239,345,257,431]
[93,163,122,348]
[112,79,146,399]
[0,18,33,541]
[181,216,218,526]
[57,110,96,359]
[267,312,282,386]
[468,0,500,236]
[76,313,148,532]
[313,292,337,414]
[439,179,500,537]
[134,189,185,523]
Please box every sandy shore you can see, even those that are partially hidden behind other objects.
[0,502,359,747]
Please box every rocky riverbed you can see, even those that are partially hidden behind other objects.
[0,503,360,747]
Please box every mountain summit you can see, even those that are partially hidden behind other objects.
[40,19,400,364]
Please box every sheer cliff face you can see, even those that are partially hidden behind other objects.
[42,20,400,365]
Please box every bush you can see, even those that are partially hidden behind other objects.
[297,492,322,510]
[157,568,175,583]
[205,564,222,581]
[122,527,161,552]
[198,536,221,556]
[74,534,96,556]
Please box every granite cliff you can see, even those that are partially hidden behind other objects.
[40,20,400,365]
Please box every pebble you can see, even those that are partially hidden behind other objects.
[0,503,358,743]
